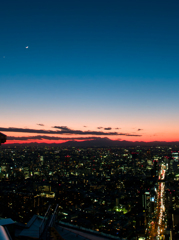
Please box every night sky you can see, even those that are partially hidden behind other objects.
[1,0,179,144]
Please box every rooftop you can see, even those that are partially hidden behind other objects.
[0,132,6,145]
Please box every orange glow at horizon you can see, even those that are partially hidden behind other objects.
[2,124,179,144]
[4,136,179,145]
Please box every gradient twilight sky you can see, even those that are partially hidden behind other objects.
[1,0,179,144]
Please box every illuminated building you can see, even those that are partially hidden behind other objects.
[172,151,178,161]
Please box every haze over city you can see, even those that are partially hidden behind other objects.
[1,0,179,144]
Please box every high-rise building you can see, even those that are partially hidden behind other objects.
[172,151,179,161]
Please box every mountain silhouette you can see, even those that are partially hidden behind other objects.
[3,137,179,147]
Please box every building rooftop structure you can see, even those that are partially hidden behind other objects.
[0,132,6,145]
[0,205,116,240]
[0,215,116,240]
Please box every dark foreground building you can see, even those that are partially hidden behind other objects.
[0,133,6,145]
[0,206,120,240]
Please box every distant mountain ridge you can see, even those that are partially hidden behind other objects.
[2,138,179,147]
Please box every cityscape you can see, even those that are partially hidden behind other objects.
[0,134,179,239]
[1,0,179,239]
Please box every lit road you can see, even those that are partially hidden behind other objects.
[148,164,166,240]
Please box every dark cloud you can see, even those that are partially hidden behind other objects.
[83,126,87,127]
[125,134,142,137]
[37,124,44,126]
[53,126,70,131]
[138,129,143,131]
[0,127,142,137]
[52,126,120,135]
[0,127,57,134]
[7,134,141,141]
[7,136,102,141]
[0,127,119,135]
[98,127,120,130]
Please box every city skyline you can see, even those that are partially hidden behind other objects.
[1,0,179,144]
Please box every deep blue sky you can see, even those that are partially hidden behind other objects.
[1,0,179,142]
[1,0,179,78]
